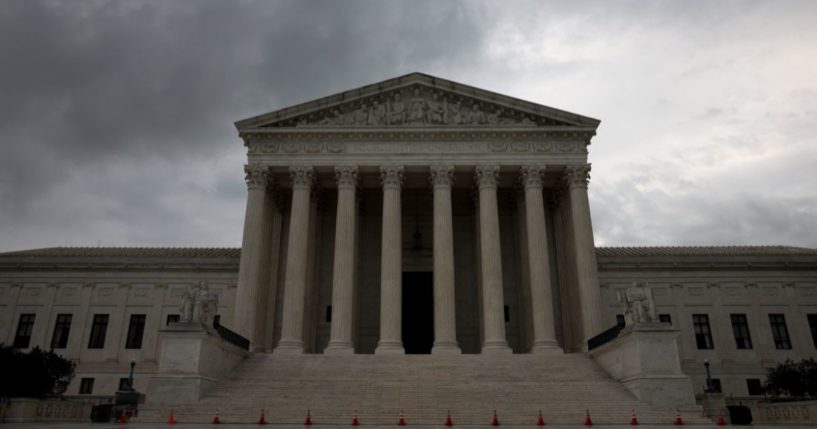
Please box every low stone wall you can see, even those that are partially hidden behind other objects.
[1,398,92,423]
[589,323,698,408]
[752,400,817,424]
[145,323,249,405]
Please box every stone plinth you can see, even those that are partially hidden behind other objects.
[145,323,249,405]
[589,323,697,408]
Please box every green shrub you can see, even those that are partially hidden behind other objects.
[0,344,76,398]
[764,358,817,400]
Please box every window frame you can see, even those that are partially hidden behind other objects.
[13,313,36,348]
[769,313,792,350]
[693,314,714,350]
[79,377,94,395]
[87,314,109,349]
[125,314,146,349]
[730,313,753,350]
[50,313,73,349]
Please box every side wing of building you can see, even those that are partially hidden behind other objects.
[597,246,817,400]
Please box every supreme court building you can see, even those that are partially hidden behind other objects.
[231,72,603,356]
[2,73,817,423]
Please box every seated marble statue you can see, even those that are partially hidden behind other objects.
[617,279,657,326]
[179,281,219,329]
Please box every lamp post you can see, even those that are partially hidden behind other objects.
[127,359,136,391]
[704,360,714,393]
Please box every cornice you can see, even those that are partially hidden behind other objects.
[240,127,596,144]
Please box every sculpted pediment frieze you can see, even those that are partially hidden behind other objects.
[260,84,576,129]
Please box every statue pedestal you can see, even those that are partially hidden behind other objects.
[589,323,697,407]
[145,323,249,405]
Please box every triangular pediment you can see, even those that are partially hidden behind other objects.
[235,73,600,130]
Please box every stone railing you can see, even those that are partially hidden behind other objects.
[1,398,93,423]
[752,400,817,424]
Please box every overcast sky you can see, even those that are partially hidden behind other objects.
[1,0,815,252]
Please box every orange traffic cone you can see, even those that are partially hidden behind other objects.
[630,410,639,425]
[716,411,727,425]
[118,410,128,424]
[304,409,313,426]
[398,410,407,426]
[536,410,545,426]
[584,409,592,426]
[212,409,221,424]
[674,410,684,425]
[167,409,177,425]
[445,410,453,427]
[352,410,360,426]
[491,410,500,426]
[258,409,267,425]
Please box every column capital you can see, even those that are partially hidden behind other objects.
[334,165,359,189]
[289,165,315,190]
[244,164,271,190]
[564,164,591,189]
[520,165,545,189]
[474,164,500,189]
[380,165,404,189]
[429,164,455,188]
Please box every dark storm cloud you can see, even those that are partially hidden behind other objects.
[0,0,491,249]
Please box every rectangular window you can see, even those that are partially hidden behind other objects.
[769,314,792,349]
[125,314,146,349]
[747,378,764,396]
[87,314,109,349]
[504,305,510,322]
[166,314,180,326]
[118,378,131,391]
[659,314,672,325]
[616,314,626,327]
[709,378,722,393]
[50,313,73,349]
[79,378,94,394]
[808,314,817,349]
[13,314,36,348]
[693,314,714,349]
[730,314,753,349]
[326,305,332,322]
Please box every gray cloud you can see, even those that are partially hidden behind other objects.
[1,0,815,251]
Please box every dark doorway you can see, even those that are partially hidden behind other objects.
[402,272,434,354]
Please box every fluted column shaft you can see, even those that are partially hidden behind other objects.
[275,165,314,354]
[430,165,461,354]
[234,165,271,348]
[475,165,512,353]
[376,165,405,354]
[521,165,559,351]
[565,164,604,343]
[325,166,358,354]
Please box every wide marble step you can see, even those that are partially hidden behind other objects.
[136,353,710,425]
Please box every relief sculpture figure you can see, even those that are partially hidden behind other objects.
[389,93,406,125]
[426,93,445,124]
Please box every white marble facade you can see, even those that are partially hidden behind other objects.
[1,74,816,399]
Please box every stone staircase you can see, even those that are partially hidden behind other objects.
[137,353,709,425]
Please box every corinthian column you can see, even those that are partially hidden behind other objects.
[475,165,511,353]
[234,164,271,348]
[325,165,359,354]
[520,165,559,352]
[375,165,405,354]
[430,165,461,354]
[564,164,603,343]
[275,165,314,354]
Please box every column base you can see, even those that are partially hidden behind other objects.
[481,339,512,354]
[274,339,305,355]
[324,340,355,355]
[432,341,462,355]
[532,340,561,353]
[375,340,405,355]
